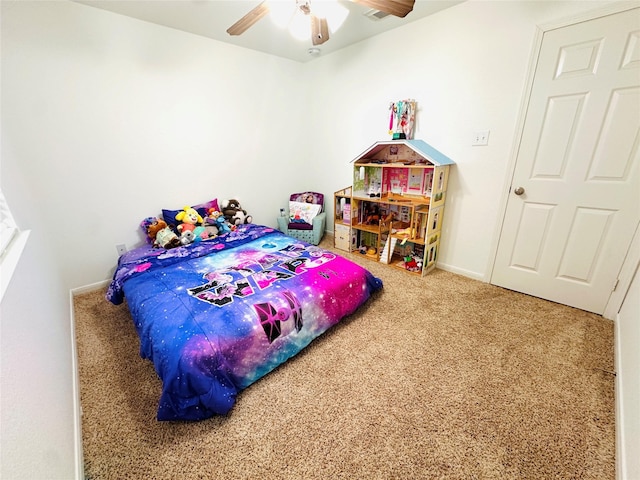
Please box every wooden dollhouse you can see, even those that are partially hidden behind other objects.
[334,139,454,276]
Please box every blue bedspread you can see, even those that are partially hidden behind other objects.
[107,224,382,420]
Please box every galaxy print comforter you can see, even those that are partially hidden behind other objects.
[106,224,383,421]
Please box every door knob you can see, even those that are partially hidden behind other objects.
[514,187,525,196]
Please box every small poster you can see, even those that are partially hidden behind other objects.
[342,204,351,224]
[407,168,424,194]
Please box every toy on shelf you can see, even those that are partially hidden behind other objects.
[388,99,416,140]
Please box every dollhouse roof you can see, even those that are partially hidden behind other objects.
[351,139,455,166]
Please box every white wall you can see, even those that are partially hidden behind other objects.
[304,0,625,280]
[2,0,635,478]
[1,1,306,478]
[2,0,307,290]
[1,139,79,479]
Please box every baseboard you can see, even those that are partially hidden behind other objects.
[436,262,486,282]
[615,315,624,480]
[71,279,110,296]
[69,289,85,480]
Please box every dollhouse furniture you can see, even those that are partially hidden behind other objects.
[277,191,326,245]
[334,187,354,252]
[334,139,454,276]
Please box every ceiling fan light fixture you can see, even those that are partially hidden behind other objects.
[312,0,349,33]
[269,0,294,29]
[289,8,311,41]
[363,8,391,20]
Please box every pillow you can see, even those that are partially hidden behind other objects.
[289,201,322,225]
[290,192,323,210]
[162,198,219,231]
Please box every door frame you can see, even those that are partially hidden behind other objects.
[487,1,640,319]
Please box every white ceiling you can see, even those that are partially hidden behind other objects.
[73,0,465,63]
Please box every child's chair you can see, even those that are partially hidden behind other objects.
[277,191,326,245]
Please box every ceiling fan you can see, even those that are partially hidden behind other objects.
[226,0,416,46]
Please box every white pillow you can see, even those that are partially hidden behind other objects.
[289,201,322,225]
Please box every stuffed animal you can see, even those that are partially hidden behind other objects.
[175,206,204,233]
[145,217,181,249]
[180,229,195,246]
[221,199,253,226]
[207,209,232,234]
[201,208,221,239]
[175,206,205,241]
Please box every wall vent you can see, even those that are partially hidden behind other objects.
[364,9,391,20]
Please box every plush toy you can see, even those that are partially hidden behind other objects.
[180,229,195,246]
[221,199,253,226]
[144,217,181,249]
[175,206,205,242]
[403,255,420,272]
[175,206,203,233]
[200,224,219,240]
[201,208,221,239]
[207,209,232,234]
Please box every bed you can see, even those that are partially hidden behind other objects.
[107,223,383,421]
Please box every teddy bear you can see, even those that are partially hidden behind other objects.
[144,217,181,249]
[221,199,253,226]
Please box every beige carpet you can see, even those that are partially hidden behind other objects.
[75,238,615,479]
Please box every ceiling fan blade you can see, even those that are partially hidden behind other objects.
[311,15,329,46]
[351,0,415,18]
[226,1,270,36]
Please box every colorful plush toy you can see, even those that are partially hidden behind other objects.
[144,217,181,249]
[175,206,203,232]
[221,199,253,226]
[201,208,221,239]
[207,209,232,234]
[175,206,205,242]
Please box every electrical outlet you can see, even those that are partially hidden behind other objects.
[116,244,127,256]
[472,130,490,146]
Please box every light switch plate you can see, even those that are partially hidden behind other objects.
[472,130,490,146]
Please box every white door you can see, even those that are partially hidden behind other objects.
[492,8,640,315]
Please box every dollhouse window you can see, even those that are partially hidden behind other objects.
[438,171,444,190]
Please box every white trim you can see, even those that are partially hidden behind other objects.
[0,230,31,303]
[615,314,624,480]
[70,279,110,296]
[69,289,85,480]
[537,1,639,32]
[486,23,544,283]
[603,222,640,320]
[69,280,111,479]
[436,262,485,282]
